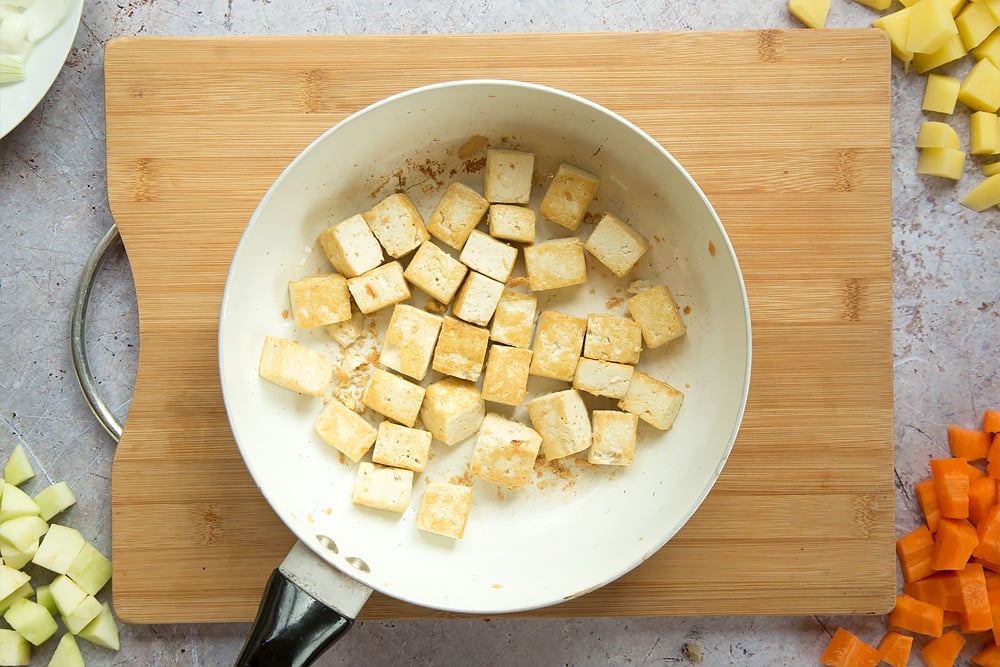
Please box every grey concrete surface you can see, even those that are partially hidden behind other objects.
[1,0,997,665]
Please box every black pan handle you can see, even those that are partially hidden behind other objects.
[235,568,354,667]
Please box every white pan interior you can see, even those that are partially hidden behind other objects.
[219,80,751,614]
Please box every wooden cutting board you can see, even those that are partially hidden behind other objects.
[105,30,894,623]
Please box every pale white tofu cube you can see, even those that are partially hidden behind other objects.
[417,482,473,539]
[539,163,600,231]
[363,193,429,258]
[487,204,536,244]
[352,462,413,514]
[529,311,587,382]
[314,397,378,462]
[426,182,490,250]
[584,212,650,277]
[526,389,592,461]
[372,421,432,472]
[523,237,588,291]
[618,370,684,430]
[470,413,543,489]
[419,377,485,446]
[361,368,426,427]
[431,316,490,382]
[403,240,468,305]
[572,358,634,399]
[484,148,534,204]
[288,274,352,329]
[481,345,532,406]
[459,230,518,283]
[317,213,384,278]
[490,289,537,349]
[347,261,410,314]
[583,314,643,365]
[259,336,334,397]
[451,271,505,327]
[382,304,442,381]
[627,284,687,348]
[588,410,638,466]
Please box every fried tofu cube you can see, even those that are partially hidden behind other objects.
[417,482,473,539]
[470,413,543,488]
[618,370,684,430]
[314,397,378,462]
[317,213,384,278]
[361,368,426,427]
[484,148,534,204]
[382,304,442,381]
[627,284,686,349]
[529,311,587,382]
[419,377,486,446]
[481,345,532,406]
[459,230,518,283]
[363,193,429,258]
[259,336,334,396]
[584,213,650,278]
[487,204,536,243]
[403,240,468,305]
[539,163,600,231]
[573,358,635,399]
[523,237,588,291]
[426,182,490,250]
[347,261,410,314]
[588,410,638,466]
[372,421,432,472]
[527,389,592,461]
[352,462,413,514]
[451,271,505,327]
[432,316,490,381]
[288,273,352,328]
[584,314,643,364]
[490,289,537,349]
[325,310,364,347]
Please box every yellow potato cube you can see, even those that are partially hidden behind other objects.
[916,120,961,149]
[970,111,1000,154]
[922,73,962,113]
[789,0,831,29]
[983,161,1000,176]
[913,33,968,73]
[956,0,999,50]
[873,8,915,67]
[960,173,1000,210]
[959,58,1000,112]
[971,28,1000,68]
[906,0,959,54]
[854,0,892,10]
[946,0,967,17]
[916,146,967,179]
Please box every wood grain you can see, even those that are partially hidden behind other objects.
[105,30,895,623]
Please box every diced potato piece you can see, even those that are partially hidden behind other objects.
[957,0,999,50]
[288,274,352,328]
[34,585,56,616]
[960,173,1000,210]
[959,58,1000,112]
[0,628,30,666]
[0,564,30,600]
[3,598,57,646]
[31,525,86,575]
[0,483,40,522]
[49,633,85,667]
[2,446,33,486]
[971,111,1000,154]
[76,602,119,651]
[0,582,32,615]
[539,163,600,231]
[972,28,1000,68]
[48,575,87,617]
[983,161,1000,176]
[916,147,967,178]
[0,515,48,551]
[351,462,413,514]
[916,120,962,148]
[913,33,968,73]
[33,482,76,522]
[314,397,378,463]
[416,482,473,539]
[854,0,892,11]
[789,0,831,29]
[922,73,961,113]
[61,594,103,635]
[258,336,334,397]
[66,541,112,596]
[906,0,959,54]
[873,8,915,67]
[0,540,37,570]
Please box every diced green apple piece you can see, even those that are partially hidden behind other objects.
[31,524,86,575]
[0,538,38,570]
[48,575,87,617]
[0,483,40,522]
[66,541,112,596]
[2,446,34,487]
[0,515,49,551]
[0,628,31,666]
[34,482,76,522]
[61,594,102,634]
[76,602,119,650]
[48,632,85,667]
[3,598,58,646]
[0,581,33,615]
[0,563,30,599]
[34,584,57,616]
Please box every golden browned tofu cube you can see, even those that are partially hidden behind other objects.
[539,163,600,231]
[346,261,411,314]
[490,289,537,349]
[259,336,334,397]
[481,345,532,406]
[627,284,686,349]
[372,421,432,473]
[583,314,643,364]
[352,462,413,514]
[487,204,536,244]
[403,240,468,305]
[416,482,473,539]
[360,368,426,427]
[618,370,684,430]
[381,304,442,382]
[523,237,587,291]
[426,182,490,250]
[432,316,491,382]
[484,148,534,204]
[314,397,378,462]
[470,413,543,488]
[317,213,384,278]
[583,213,649,278]
[288,273,352,329]
[529,311,587,382]
[363,193,429,259]
[588,410,638,466]
[527,389,592,461]
[419,377,485,446]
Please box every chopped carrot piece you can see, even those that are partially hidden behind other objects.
[958,562,993,633]
[974,642,1000,667]
[875,631,912,667]
[951,425,993,460]
[818,627,880,667]
[904,572,964,611]
[932,518,980,570]
[976,505,1000,565]
[889,593,944,637]
[931,457,972,519]
[917,478,943,533]
[897,525,936,583]
[986,572,1000,645]
[971,463,990,480]
[985,410,1000,434]
[921,629,965,667]
[988,437,1000,479]
[943,608,963,627]
[971,476,1000,526]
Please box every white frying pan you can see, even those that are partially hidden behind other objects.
[218,80,751,665]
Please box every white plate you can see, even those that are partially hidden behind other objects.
[0,0,84,139]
